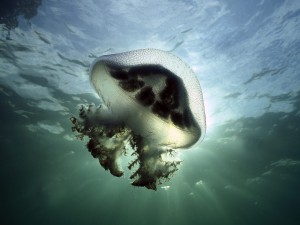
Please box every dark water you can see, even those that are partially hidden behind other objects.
[1,0,300,225]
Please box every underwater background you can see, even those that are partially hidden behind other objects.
[1,0,300,224]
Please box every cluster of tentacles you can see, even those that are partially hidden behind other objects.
[70,104,181,190]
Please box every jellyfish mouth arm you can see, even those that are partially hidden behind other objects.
[71,104,132,177]
[71,107,182,190]
[128,136,181,190]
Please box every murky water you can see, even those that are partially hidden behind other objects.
[1,0,300,224]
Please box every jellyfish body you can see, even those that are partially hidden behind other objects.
[71,49,206,190]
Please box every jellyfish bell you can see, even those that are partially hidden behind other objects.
[71,49,206,190]
[90,49,206,146]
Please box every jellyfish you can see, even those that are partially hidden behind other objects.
[70,49,206,190]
